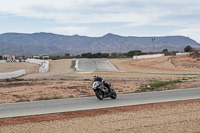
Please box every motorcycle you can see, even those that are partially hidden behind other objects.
[92,81,117,100]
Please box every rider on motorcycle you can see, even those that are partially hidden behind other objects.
[94,75,110,92]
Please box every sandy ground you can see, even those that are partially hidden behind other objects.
[0,62,39,74]
[20,60,74,79]
[1,55,200,132]
[0,99,200,133]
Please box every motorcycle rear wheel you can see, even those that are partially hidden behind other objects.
[95,90,104,100]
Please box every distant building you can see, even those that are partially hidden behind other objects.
[3,55,16,60]
[33,55,49,59]
[33,56,40,59]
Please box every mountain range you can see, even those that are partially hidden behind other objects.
[0,32,199,56]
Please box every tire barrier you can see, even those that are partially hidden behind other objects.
[25,59,49,73]
[6,60,17,63]
[0,69,26,79]
[133,54,164,59]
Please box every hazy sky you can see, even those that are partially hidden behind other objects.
[0,0,200,43]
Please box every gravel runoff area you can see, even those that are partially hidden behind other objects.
[1,79,200,104]
[0,99,200,133]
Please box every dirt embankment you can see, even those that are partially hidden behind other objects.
[110,55,200,73]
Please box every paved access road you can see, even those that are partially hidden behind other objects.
[77,59,118,72]
[0,88,200,119]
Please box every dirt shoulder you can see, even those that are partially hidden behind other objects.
[0,62,39,74]
[1,99,200,133]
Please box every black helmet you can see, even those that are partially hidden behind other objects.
[94,75,98,80]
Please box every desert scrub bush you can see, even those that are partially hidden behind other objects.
[34,95,64,101]
[10,82,30,86]
[69,95,74,98]
[182,77,188,80]
[34,96,50,101]
[16,78,24,81]
[0,82,31,87]
[16,98,30,102]
[51,95,63,99]
[137,80,182,92]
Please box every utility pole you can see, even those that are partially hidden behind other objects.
[120,45,122,57]
[163,41,167,49]
[1,42,4,59]
[152,38,155,53]
[20,47,24,58]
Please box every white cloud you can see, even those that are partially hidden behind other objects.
[0,0,200,25]
[0,0,200,42]
[173,25,200,43]
[49,26,89,35]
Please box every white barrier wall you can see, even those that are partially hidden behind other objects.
[0,60,6,63]
[39,61,49,73]
[176,52,193,56]
[25,58,43,64]
[0,69,26,79]
[133,54,164,59]
[25,58,49,73]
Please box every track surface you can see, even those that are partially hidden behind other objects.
[0,88,200,119]
[77,59,118,72]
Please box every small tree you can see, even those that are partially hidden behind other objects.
[162,49,168,55]
[65,53,70,57]
[126,50,142,57]
[110,52,119,58]
[184,45,193,52]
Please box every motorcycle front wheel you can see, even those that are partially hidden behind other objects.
[95,90,104,100]
[110,89,117,99]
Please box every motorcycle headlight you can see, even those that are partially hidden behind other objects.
[108,82,111,87]
[93,81,99,90]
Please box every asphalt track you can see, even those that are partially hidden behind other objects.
[0,88,200,119]
[77,59,118,72]
[76,59,200,75]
